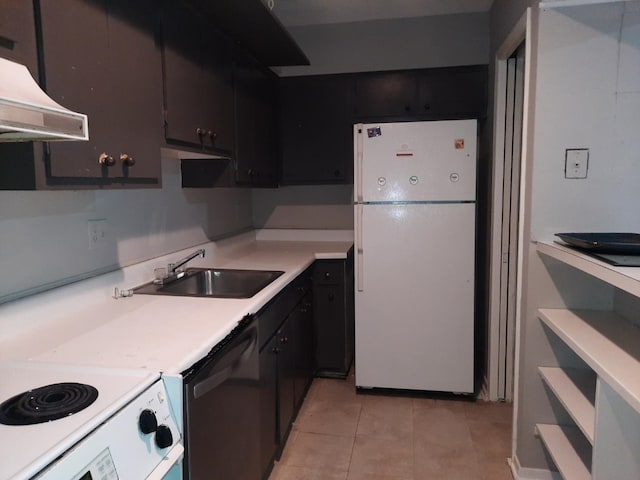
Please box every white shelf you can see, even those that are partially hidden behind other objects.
[539,367,596,443]
[537,241,640,299]
[538,309,640,415]
[537,424,592,480]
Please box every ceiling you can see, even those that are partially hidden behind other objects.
[266,0,494,27]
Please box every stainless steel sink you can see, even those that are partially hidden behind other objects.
[133,268,284,298]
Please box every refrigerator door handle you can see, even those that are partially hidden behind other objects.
[355,123,364,202]
[356,204,364,292]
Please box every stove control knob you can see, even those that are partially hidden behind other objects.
[155,424,174,449]
[138,409,158,435]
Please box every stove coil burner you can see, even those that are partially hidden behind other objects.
[0,383,98,425]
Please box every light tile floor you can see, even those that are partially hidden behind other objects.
[269,369,513,480]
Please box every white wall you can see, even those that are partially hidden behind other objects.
[0,154,253,303]
[275,12,490,77]
[252,185,353,229]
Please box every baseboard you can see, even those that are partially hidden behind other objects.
[508,455,562,480]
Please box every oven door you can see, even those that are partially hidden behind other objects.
[183,316,260,480]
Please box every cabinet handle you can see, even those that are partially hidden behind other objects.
[424,103,431,111]
[328,293,335,301]
[404,104,411,112]
[334,169,341,177]
[324,272,331,279]
[280,336,288,343]
[196,127,205,138]
[208,130,217,140]
[300,308,308,313]
[120,153,135,166]
[271,346,280,354]
[98,153,115,167]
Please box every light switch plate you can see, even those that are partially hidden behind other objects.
[565,149,589,179]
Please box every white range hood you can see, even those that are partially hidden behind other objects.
[0,57,88,142]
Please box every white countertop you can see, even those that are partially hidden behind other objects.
[0,230,353,374]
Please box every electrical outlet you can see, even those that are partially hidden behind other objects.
[565,149,589,179]
[88,219,108,249]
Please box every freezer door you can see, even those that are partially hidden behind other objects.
[354,202,475,393]
[354,120,477,203]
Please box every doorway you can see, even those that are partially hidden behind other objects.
[487,13,528,402]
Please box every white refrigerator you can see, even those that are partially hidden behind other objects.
[354,119,477,394]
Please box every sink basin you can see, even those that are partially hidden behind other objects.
[133,268,284,298]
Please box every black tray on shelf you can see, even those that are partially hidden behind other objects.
[555,232,640,255]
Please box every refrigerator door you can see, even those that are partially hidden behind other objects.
[354,120,477,203]
[354,202,475,393]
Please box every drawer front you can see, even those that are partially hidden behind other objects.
[314,261,344,286]
[258,270,312,348]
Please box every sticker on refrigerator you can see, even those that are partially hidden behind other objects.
[367,126,382,138]
[454,139,465,149]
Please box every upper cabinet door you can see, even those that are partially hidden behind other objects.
[352,71,419,118]
[418,66,488,119]
[234,50,278,187]
[39,0,163,186]
[0,0,38,76]
[161,0,234,155]
[279,75,353,185]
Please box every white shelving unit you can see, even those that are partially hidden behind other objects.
[538,367,596,443]
[536,424,592,480]
[535,242,640,479]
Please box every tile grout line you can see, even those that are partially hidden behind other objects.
[344,390,363,479]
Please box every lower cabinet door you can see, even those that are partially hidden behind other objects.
[277,318,296,444]
[293,295,314,408]
[259,336,278,475]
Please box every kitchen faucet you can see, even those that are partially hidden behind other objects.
[154,248,205,285]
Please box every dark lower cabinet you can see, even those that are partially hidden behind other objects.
[258,268,314,479]
[259,334,279,477]
[313,249,355,378]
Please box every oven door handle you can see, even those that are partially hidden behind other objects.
[146,443,184,480]
[192,334,258,399]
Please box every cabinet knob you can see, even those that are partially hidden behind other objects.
[196,127,205,137]
[120,153,135,166]
[98,153,115,166]
[424,103,431,111]
[271,346,280,354]
[328,293,335,301]
[208,130,217,140]
[334,169,341,177]
[280,336,288,343]
[324,272,331,279]
[404,104,411,112]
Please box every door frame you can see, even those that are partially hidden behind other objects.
[487,11,529,402]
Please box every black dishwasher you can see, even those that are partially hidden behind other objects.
[182,315,261,480]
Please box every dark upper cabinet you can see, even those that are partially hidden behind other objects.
[234,50,278,187]
[418,66,488,118]
[38,0,163,187]
[352,65,488,121]
[0,1,41,191]
[279,75,353,185]
[0,0,38,75]
[352,71,419,118]
[161,0,234,154]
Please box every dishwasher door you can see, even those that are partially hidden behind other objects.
[183,317,260,480]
